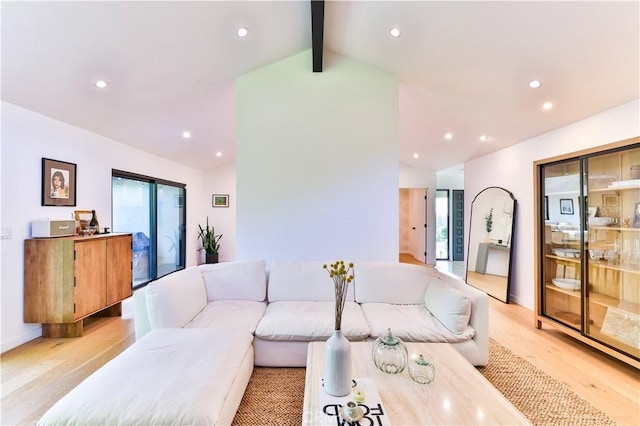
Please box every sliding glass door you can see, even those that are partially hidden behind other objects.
[112,170,185,288]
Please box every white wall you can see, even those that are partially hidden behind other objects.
[0,102,205,352]
[236,50,399,263]
[465,99,640,308]
[202,161,236,262]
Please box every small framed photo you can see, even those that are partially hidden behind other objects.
[602,193,619,207]
[42,158,76,206]
[212,194,229,208]
[560,198,574,215]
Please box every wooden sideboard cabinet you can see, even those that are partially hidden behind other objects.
[24,233,133,337]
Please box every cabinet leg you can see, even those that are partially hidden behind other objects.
[42,322,83,338]
[95,302,122,317]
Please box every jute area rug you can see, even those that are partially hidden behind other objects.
[232,339,617,425]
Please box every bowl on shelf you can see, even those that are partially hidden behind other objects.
[552,248,580,258]
[589,249,604,260]
[551,278,581,291]
[588,217,613,227]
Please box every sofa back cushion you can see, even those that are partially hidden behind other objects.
[424,281,471,335]
[200,260,267,301]
[354,262,440,304]
[145,266,207,329]
[268,260,355,302]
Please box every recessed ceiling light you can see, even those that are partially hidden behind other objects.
[444,133,453,140]
[389,28,401,38]
[216,152,222,157]
[237,27,248,37]
[413,153,419,159]
[95,80,108,89]
[543,102,553,110]
[182,131,191,139]
[528,80,541,89]
[479,135,489,142]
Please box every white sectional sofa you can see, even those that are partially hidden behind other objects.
[135,259,488,367]
[39,259,488,425]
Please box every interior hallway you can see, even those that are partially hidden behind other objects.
[399,253,465,280]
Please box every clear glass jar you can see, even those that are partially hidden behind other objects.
[409,354,436,384]
[371,328,408,374]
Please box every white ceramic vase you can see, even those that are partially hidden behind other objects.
[324,329,352,396]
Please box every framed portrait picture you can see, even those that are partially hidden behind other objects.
[602,193,619,207]
[560,198,574,215]
[212,194,229,208]
[42,158,76,206]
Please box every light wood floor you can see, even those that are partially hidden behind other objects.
[2,290,639,425]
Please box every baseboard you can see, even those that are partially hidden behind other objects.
[1,325,42,354]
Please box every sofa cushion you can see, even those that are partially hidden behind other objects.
[255,301,370,341]
[360,303,475,342]
[354,261,441,304]
[145,266,207,329]
[424,282,472,335]
[200,260,267,302]
[186,300,267,333]
[37,328,253,426]
[268,260,356,302]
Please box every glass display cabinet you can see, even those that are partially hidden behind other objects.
[534,137,640,368]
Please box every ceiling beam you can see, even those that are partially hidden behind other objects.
[311,0,324,72]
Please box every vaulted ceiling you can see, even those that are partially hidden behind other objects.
[2,1,638,173]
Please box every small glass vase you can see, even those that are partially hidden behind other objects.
[372,328,408,374]
[324,329,352,396]
[409,354,436,384]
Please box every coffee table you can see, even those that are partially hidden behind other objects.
[302,341,530,425]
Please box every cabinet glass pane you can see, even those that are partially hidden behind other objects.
[585,147,640,358]
[542,160,583,330]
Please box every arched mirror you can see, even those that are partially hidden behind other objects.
[466,187,517,303]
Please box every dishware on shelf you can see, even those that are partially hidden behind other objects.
[552,248,581,258]
[589,249,604,260]
[551,278,581,291]
[588,217,614,227]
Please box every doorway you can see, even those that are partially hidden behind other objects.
[399,188,427,264]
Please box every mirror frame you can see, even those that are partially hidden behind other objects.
[465,186,517,303]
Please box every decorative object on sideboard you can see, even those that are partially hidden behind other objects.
[74,210,97,235]
[41,158,76,207]
[372,328,409,375]
[212,194,229,208]
[31,219,76,238]
[322,260,355,397]
[408,354,436,384]
[197,217,222,263]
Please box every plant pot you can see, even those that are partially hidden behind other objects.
[205,253,219,264]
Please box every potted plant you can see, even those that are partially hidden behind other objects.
[197,217,222,264]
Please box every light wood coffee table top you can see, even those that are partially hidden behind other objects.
[302,341,530,425]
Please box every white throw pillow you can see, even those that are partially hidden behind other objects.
[424,282,471,335]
